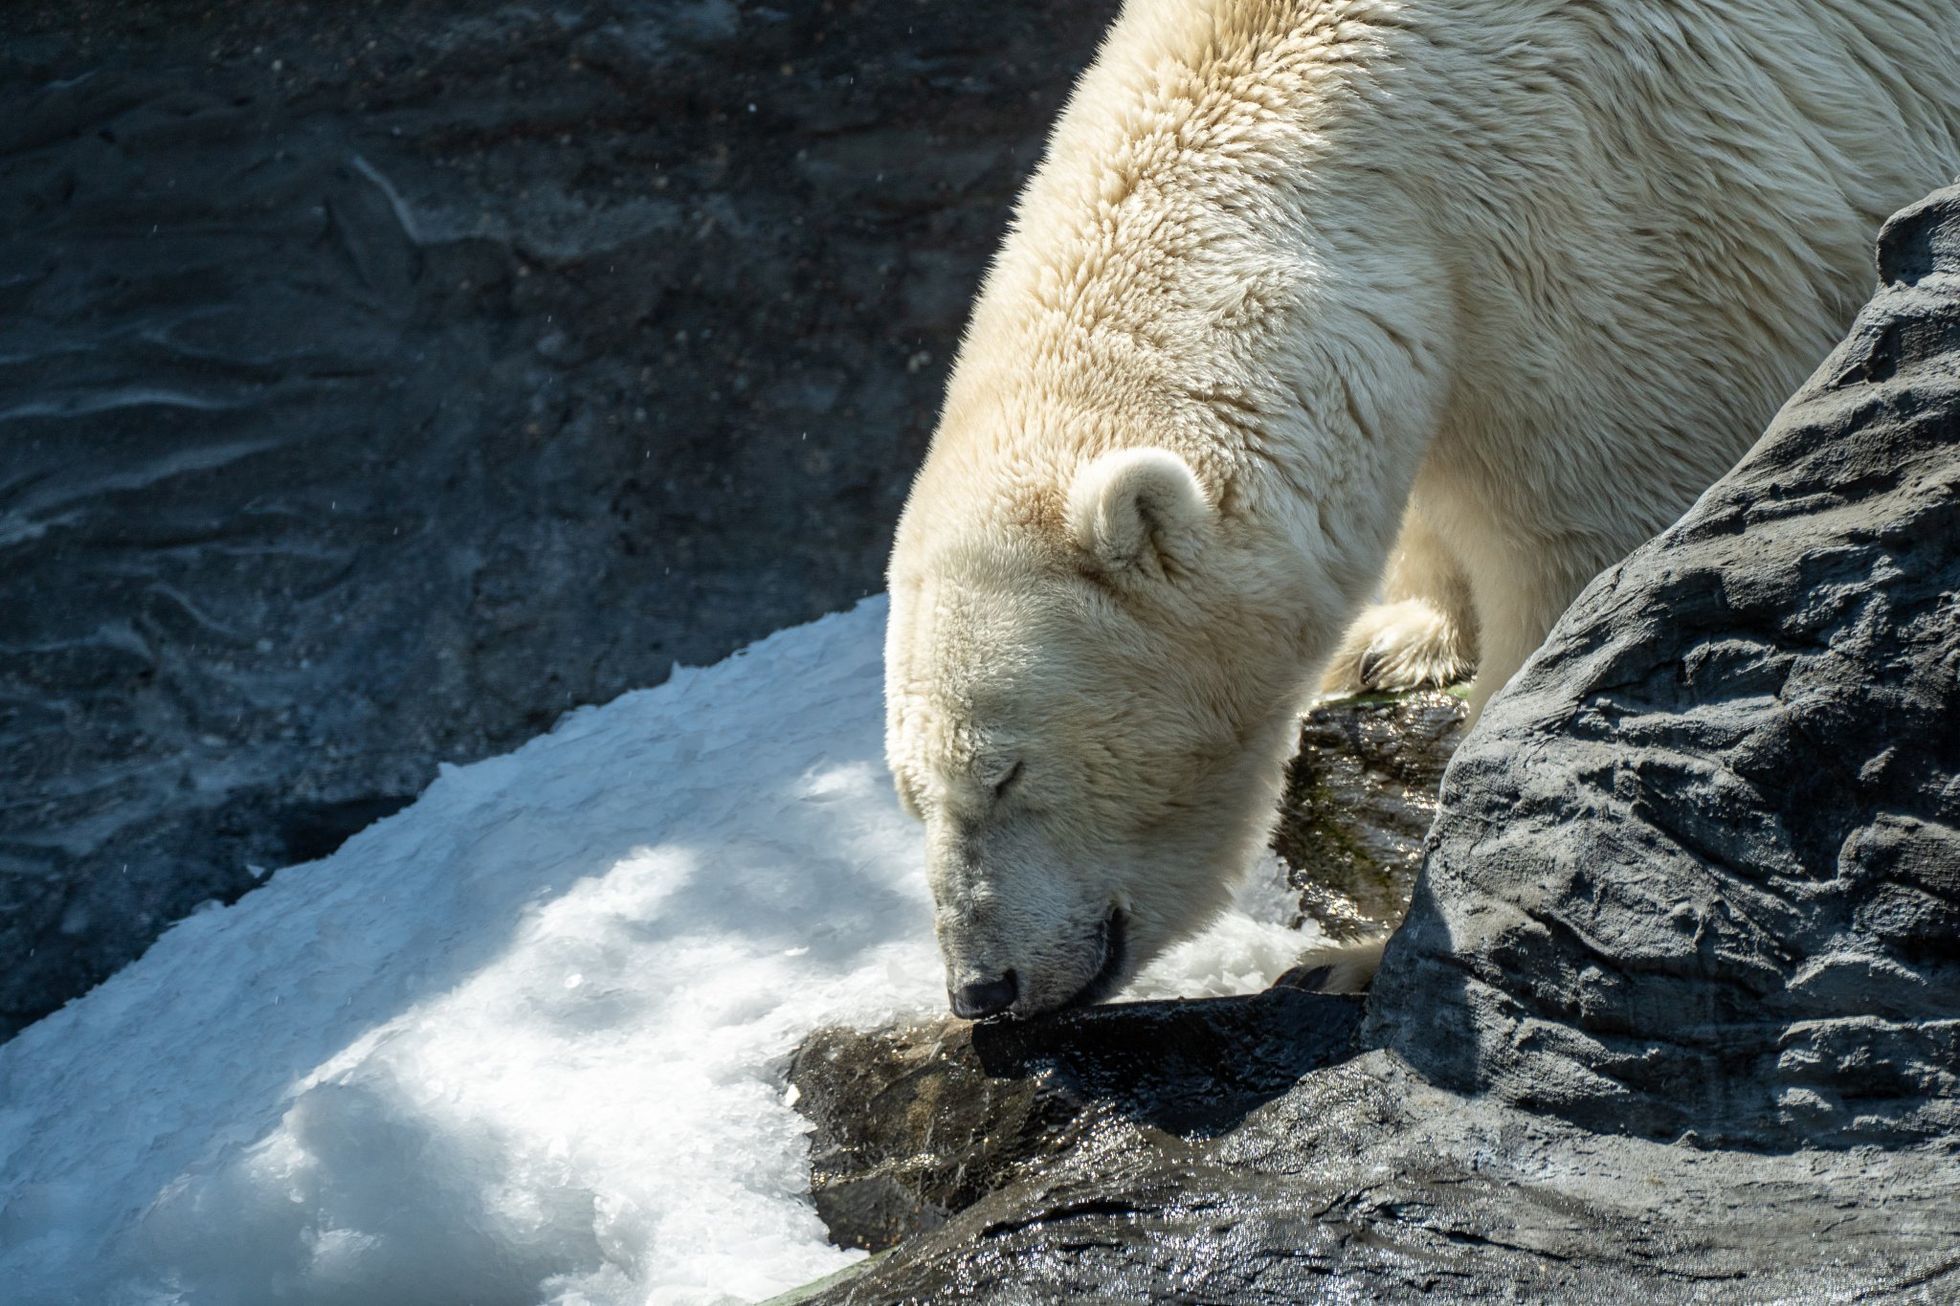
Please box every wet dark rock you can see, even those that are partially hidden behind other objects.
[792,186,1960,1300]
[809,1051,1959,1302]
[789,989,1361,1252]
[0,0,1118,1038]
[1273,689,1468,939]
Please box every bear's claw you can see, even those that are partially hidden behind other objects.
[1321,598,1475,695]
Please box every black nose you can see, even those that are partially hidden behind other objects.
[950,971,1018,1019]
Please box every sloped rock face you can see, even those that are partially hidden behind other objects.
[797,187,1960,1300]
[1371,183,1960,1150]
[0,0,1116,1037]
[808,1051,1958,1302]
[789,989,1360,1252]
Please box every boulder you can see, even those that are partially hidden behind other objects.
[1371,182,1960,1150]
[808,1051,1958,1301]
[0,0,1117,1038]
[794,184,1960,1300]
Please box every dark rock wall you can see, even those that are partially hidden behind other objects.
[1370,183,1960,1149]
[808,1051,1959,1303]
[0,0,1118,1038]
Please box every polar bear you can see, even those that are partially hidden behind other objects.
[884,0,1960,1017]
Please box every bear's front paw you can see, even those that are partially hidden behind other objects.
[1275,935,1390,994]
[1319,598,1475,695]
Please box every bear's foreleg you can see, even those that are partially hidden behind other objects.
[1280,934,1391,994]
[1319,508,1477,696]
[1458,528,1623,718]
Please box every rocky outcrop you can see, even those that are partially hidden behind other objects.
[1371,182,1960,1151]
[804,1050,1958,1302]
[0,0,1117,1038]
[791,185,1960,1300]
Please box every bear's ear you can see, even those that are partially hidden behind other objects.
[1066,448,1213,578]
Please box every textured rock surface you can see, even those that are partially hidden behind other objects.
[790,988,1361,1252]
[809,1051,1958,1302]
[1274,690,1467,940]
[793,187,1960,1300]
[1372,182,1960,1151]
[0,0,1116,1037]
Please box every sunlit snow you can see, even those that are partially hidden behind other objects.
[0,598,1323,1305]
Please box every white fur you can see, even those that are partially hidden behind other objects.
[1289,934,1390,996]
[886,0,1960,1013]
[1068,447,1214,577]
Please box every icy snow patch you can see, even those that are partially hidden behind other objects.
[0,598,1321,1305]
[1127,851,1329,1002]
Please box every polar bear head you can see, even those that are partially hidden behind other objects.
[886,444,1330,1019]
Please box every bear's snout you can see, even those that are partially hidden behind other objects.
[949,970,1018,1020]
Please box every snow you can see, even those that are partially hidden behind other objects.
[0,598,1323,1306]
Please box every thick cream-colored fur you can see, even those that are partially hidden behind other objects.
[1320,508,1477,692]
[1287,934,1389,996]
[886,0,1960,1013]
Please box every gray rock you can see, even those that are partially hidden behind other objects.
[794,185,1960,1300]
[0,0,1118,1038]
[1370,181,1960,1151]
[808,1051,1957,1302]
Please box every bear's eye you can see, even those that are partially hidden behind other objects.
[990,760,1024,803]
